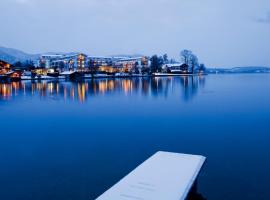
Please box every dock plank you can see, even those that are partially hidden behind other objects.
[96,151,206,200]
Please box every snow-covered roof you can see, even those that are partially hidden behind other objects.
[164,63,183,67]
[41,53,86,60]
[41,54,63,58]
[117,57,144,62]
[87,56,113,59]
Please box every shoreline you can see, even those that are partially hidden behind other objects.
[20,73,206,81]
[0,73,207,82]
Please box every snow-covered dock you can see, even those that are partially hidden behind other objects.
[96,151,206,200]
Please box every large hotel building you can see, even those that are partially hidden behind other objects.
[39,53,150,73]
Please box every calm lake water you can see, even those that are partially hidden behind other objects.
[0,74,270,200]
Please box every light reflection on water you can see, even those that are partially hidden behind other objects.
[0,76,206,103]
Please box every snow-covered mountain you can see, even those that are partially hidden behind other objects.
[207,67,270,74]
[0,46,40,64]
[0,46,80,64]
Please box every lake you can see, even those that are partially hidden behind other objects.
[0,74,270,200]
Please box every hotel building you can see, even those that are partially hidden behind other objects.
[39,54,150,74]
[113,56,150,73]
[39,53,87,71]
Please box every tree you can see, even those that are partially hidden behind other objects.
[13,60,35,70]
[163,54,168,64]
[190,54,199,74]
[180,50,199,73]
[170,58,176,64]
[180,50,193,66]
[39,60,46,69]
[24,60,35,70]
[58,61,65,71]
[150,55,163,73]
[141,66,150,74]
[134,61,140,74]
[150,55,159,73]
[198,64,206,73]
[25,60,34,66]
[14,61,23,68]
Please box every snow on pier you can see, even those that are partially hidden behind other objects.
[96,151,206,200]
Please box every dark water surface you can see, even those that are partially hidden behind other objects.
[0,74,269,200]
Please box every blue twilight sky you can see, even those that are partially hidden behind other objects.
[0,0,270,67]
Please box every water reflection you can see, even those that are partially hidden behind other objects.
[0,76,206,102]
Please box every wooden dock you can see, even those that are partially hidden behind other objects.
[96,151,206,200]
